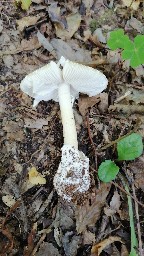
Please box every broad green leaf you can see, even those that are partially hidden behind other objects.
[21,0,32,10]
[122,35,144,67]
[117,133,143,161]
[98,160,119,182]
[107,29,132,50]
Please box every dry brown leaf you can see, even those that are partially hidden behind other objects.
[91,236,123,256]
[2,55,14,68]
[3,120,24,141]
[104,191,121,217]
[24,118,48,129]
[83,230,96,245]
[126,89,144,104]
[122,0,140,10]
[78,95,100,116]
[48,2,67,28]
[16,16,40,31]
[32,0,43,3]
[98,93,108,113]
[75,183,111,233]
[37,31,55,54]
[35,242,61,256]
[129,156,144,191]
[126,17,144,33]
[55,13,81,40]
[21,36,41,51]
[0,19,3,33]
[109,104,144,114]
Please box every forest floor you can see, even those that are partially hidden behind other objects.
[0,0,144,255]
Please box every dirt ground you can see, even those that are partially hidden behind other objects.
[0,0,144,255]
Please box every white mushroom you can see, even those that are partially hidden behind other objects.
[20,56,108,201]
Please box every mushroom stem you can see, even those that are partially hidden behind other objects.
[58,82,78,149]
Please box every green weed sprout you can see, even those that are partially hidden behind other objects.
[107,29,144,68]
[98,133,143,183]
[98,132,143,255]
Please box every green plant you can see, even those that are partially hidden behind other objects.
[98,133,143,182]
[98,132,143,255]
[107,29,144,68]
[15,0,32,10]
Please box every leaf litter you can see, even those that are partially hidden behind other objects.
[0,0,144,255]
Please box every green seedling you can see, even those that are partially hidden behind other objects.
[98,133,143,182]
[107,29,144,68]
[98,132,143,256]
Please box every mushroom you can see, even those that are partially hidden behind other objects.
[20,56,108,201]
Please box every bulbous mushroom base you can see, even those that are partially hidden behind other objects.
[53,145,90,201]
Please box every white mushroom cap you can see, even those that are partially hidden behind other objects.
[20,56,108,106]
[53,145,90,201]
[20,61,62,107]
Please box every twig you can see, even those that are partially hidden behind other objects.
[32,225,52,255]
[111,181,144,208]
[90,167,144,208]
[98,130,135,152]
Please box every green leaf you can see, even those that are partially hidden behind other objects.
[21,0,32,10]
[98,160,119,182]
[117,133,143,161]
[122,35,144,67]
[107,29,132,50]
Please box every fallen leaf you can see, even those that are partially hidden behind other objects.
[2,55,14,68]
[62,231,80,256]
[91,236,123,255]
[55,13,81,40]
[109,104,144,114]
[83,0,94,9]
[16,16,40,31]
[2,195,16,207]
[78,95,100,116]
[129,157,144,191]
[126,88,144,104]
[21,0,32,10]
[125,17,144,33]
[135,65,144,76]
[0,19,3,33]
[75,183,111,233]
[93,28,106,43]
[98,93,108,113]
[122,0,140,10]
[83,230,95,245]
[107,50,121,64]
[48,2,67,28]
[104,191,121,217]
[24,118,48,129]
[21,36,41,51]
[35,242,61,256]
[28,167,46,185]
[3,120,24,141]
[37,31,55,54]
[32,0,42,3]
